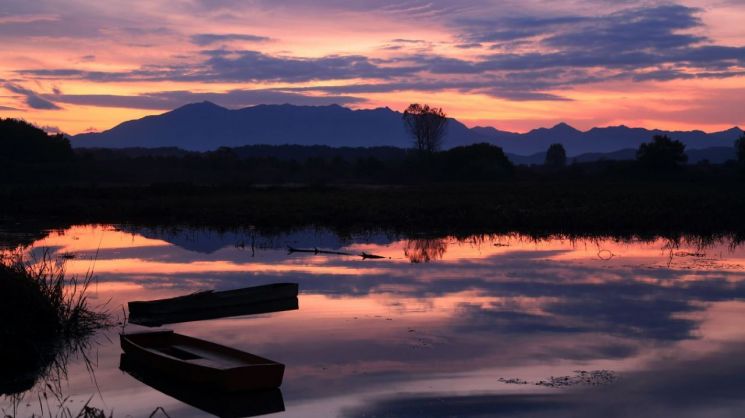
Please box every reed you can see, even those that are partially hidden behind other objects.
[0,251,112,396]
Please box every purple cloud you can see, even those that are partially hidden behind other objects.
[4,83,61,110]
[189,33,272,46]
[46,88,366,109]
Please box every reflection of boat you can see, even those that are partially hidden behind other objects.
[128,283,298,322]
[120,354,285,418]
[130,296,299,327]
[120,330,285,391]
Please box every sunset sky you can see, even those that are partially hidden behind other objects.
[1,0,744,135]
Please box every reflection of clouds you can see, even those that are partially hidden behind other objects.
[343,393,569,418]
[5,226,745,415]
[45,229,745,352]
[341,341,745,418]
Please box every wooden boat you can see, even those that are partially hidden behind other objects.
[128,283,298,318]
[129,296,299,327]
[120,354,285,417]
[120,330,285,392]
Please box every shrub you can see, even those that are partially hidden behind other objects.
[636,135,687,170]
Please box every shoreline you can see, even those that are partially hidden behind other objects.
[2,181,745,239]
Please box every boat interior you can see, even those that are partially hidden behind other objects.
[124,331,277,369]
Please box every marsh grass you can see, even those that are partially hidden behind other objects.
[0,251,113,396]
[4,181,745,236]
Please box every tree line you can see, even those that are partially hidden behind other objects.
[1,112,744,186]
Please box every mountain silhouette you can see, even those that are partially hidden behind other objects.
[506,146,737,165]
[71,102,742,155]
[72,102,479,151]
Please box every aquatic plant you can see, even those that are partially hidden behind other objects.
[0,252,112,395]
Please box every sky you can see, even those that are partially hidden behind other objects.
[0,0,744,135]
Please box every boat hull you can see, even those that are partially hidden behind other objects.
[128,283,299,318]
[120,331,284,392]
[129,296,298,326]
[120,354,285,418]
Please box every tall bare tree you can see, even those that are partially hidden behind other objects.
[402,104,448,153]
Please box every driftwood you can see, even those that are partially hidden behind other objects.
[287,246,317,254]
[361,252,386,259]
[288,246,353,256]
[288,246,387,260]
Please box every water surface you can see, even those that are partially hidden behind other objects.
[2,225,745,417]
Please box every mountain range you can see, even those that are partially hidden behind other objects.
[72,102,743,157]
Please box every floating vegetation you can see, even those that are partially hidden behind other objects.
[499,370,618,388]
[497,377,529,385]
[597,250,614,260]
[536,370,618,387]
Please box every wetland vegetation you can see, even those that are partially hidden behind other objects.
[0,253,112,396]
[2,119,745,238]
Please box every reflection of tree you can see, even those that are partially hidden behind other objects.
[404,239,448,263]
[0,220,73,251]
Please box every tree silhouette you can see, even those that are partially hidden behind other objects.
[636,135,687,169]
[736,133,745,166]
[0,118,73,163]
[402,104,448,153]
[544,143,567,168]
[442,143,513,180]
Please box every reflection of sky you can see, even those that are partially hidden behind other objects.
[3,225,745,417]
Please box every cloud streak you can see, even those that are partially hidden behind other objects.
[189,33,272,46]
[47,88,365,109]
[4,83,60,110]
[1,0,744,132]
[12,4,744,110]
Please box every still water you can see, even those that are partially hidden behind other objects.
[2,225,745,417]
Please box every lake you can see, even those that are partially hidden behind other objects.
[2,224,745,417]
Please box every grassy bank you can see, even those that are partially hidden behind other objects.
[2,180,744,238]
[0,254,111,395]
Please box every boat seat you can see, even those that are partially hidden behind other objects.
[152,346,202,360]
[171,345,247,369]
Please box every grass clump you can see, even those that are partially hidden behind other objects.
[0,252,111,395]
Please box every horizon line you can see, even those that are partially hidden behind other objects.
[4,101,741,137]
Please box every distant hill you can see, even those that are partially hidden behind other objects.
[507,147,737,166]
[481,124,742,155]
[72,102,479,151]
[71,102,742,155]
